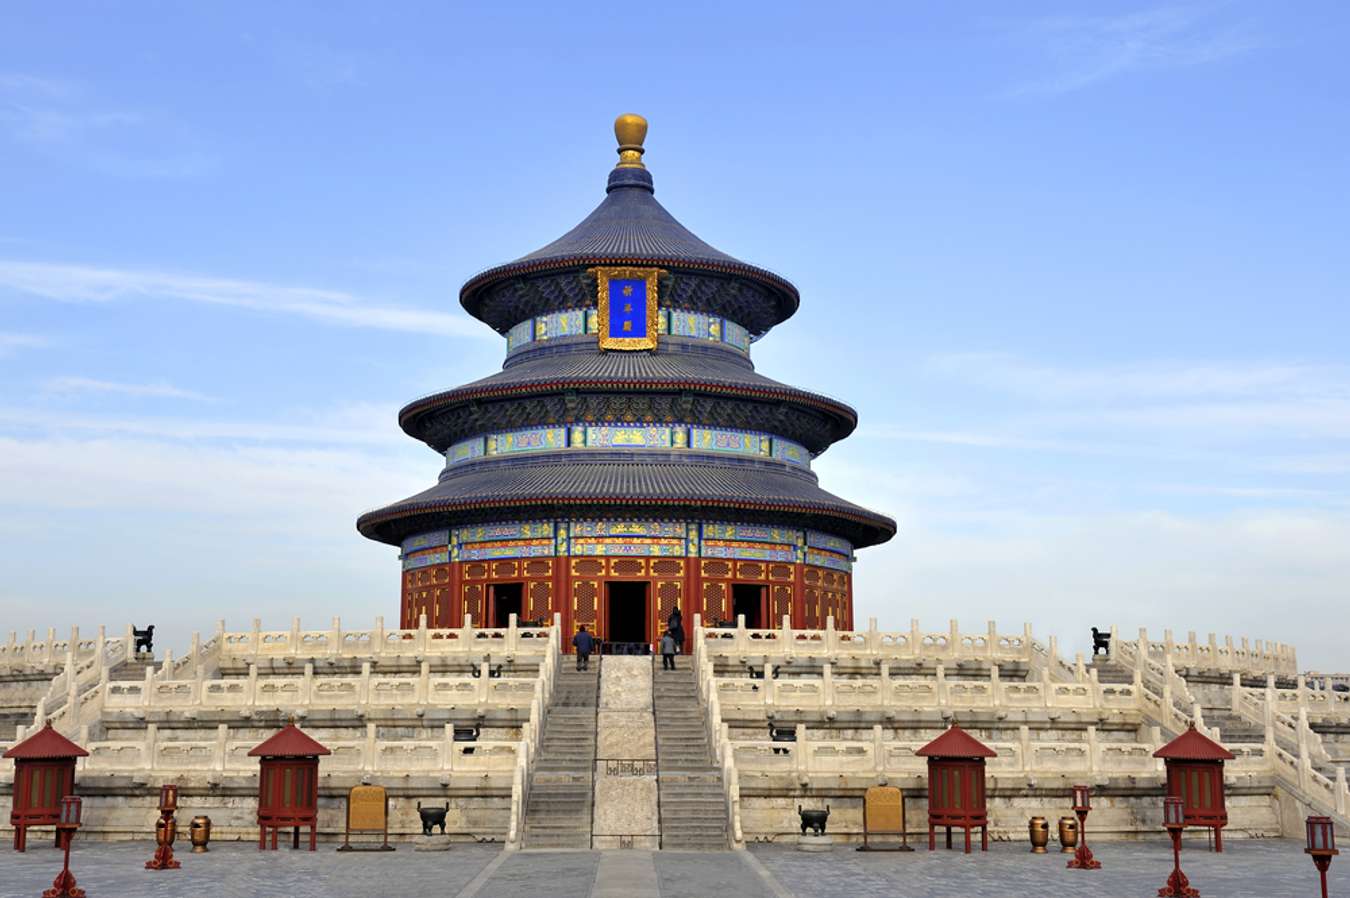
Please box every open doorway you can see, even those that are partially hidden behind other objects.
[489,583,523,628]
[731,584,766,629]
[605,581,649,652]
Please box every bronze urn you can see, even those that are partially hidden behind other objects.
[1028,816,1049,853]
[189,815,212,853]
[1058,815,1078,853]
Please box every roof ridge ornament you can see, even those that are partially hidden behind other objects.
[614,113,648,169]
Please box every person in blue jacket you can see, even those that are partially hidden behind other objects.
[572,625,595,671]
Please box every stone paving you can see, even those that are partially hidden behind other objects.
[0,838,1345,897]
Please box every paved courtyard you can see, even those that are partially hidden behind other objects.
[0,838,1344,897]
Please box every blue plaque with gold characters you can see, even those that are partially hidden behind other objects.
[593,266,662,351]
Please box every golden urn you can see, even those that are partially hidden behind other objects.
[1028,816,1049,853]
[189,815,212,853]
[1058,815,1079,853]
[155,814,177,846]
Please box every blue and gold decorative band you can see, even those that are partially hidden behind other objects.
[402,519,852,569]
[446,425,810,469]
[505,307,752,356]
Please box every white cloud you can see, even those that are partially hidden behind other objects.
[852,507,1350,670]
[0,259,489,339]
[1004,6,1266,96]
[0,404,406,447]
[43,377,212,401]
[0,331,50,358]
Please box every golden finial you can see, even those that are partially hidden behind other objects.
[614,113,648,169]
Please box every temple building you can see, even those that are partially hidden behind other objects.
[357,115,895,646]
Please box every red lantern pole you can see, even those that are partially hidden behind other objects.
[1066,784,1101,870]
[1158,796,1198,897]
[145,784,181,871]
[1305,816,1338,898]
[42,796,85,898]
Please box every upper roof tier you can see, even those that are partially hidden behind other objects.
[459,115,799,335]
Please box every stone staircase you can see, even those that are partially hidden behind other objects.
[522,662,599,849]
[110,658,161,682]
[653,659,730,850]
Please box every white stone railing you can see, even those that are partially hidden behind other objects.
[1106,625,1297,677]
[701,616,1037,666]
[712,663,1143,719]
[1114,638,1203,736]
[74,722,525,776]
[217,614,548,664]
[0,626,117,673]
[507,614,561,849]
[732,724,1164,781]
[99,664,543,715]
[26,628,133,735]
[693,617,745,848]
[1235,674,1350,725]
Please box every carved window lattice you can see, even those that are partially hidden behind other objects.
[529,581,552,619]
[573,580,598,625]
[771,585,792,622]
[768,564,793,581]
[701,559,732,579]
[524,559,553,578]
[656,581,682,622]
[803,568,821,586]
[462,584,484,625]
[610,558,646,578]
[571,558,605,577]
[651,558,684,577]
[492,560,518,579]
[736,562,765,581]
[465,562,489,580]
[702,581,727,621]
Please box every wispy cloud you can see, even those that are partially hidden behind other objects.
[0,72,218,178]
[43,376,212,401]
[0,260,488,339]
[924,353,1348,404]
[0,331,50,358]
[1004,6,1266,96]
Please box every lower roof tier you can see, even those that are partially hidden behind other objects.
[356,452,896,549]
[399,345,857,454]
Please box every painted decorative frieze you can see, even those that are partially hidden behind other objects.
[457,522,555,544]
[504,306,752,357]
[402,530,451,553]
[402,547,450,571]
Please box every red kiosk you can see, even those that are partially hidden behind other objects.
[248,722,330,851]
[1154,722,1234,852]
[916,723,996,853]
[4,722,88,852]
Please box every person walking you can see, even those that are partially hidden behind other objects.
[666,606,684,652]
[660,629,677,671]
[573,625,595,671]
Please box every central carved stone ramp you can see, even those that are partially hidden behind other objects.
[522,663,599,849]
[653,658,730,850]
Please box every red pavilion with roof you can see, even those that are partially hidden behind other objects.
[1154,723,1235,851]
[4,722,88,852]
[249,723,330,851]
[916,723,996,853]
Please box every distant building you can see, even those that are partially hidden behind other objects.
[357,115,895,647]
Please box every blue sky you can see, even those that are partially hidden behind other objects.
[1,2,1347,668]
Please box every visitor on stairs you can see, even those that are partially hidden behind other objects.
[667,607,684,650]
[573,626,595,671]
[661,629,677,670]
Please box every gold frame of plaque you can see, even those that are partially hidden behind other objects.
[592,266,662,351]
[857,785,913,852]
[337,785,395,852]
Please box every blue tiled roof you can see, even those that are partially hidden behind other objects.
[356,453,896,549]
[460,167,799,325]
